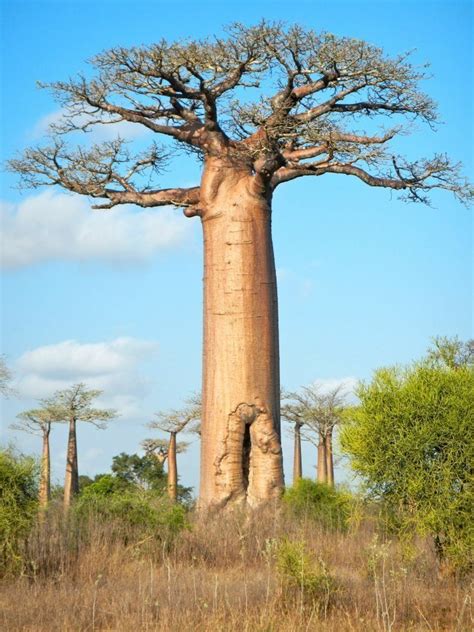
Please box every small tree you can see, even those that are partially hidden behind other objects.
[283,384,347,486]
[44,383,117,509]
[148,395,200,502]
[10,405,60,508]
[340,339,474,571]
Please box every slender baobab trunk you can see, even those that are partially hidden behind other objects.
[317,431,328,483]
[63,417,79,509]
[168,431,178,502]
[39,427,51,508]
[199,160,284,509]
[325,432,334,487]
[293,423,302,483]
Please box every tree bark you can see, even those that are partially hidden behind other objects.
[325,432,334,487]
[168,431,178,502]
[317,432,328,483]
[63,417,79,510]
[199,160,284,509]
[39,427,51,508]
[293,423,302,483]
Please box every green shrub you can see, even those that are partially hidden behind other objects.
[283,478,352,531]
[73,483,189,544]
[276,538,337,610]
[0,447,38,573]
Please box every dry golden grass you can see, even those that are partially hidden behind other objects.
[1,504,472,631]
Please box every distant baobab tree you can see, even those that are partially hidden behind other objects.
[8,23,471,508]
[283,383,348,486]
[147,395,200,502]
[44,383,117,509]
[10,405,60,508]
[281,390,305,483]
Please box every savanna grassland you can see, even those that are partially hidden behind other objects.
[1,484,471,632]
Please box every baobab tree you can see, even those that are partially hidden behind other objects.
[147,396,200,502]
[141,437,189,501]
[44,383,117,509]
[284,383,347,486]
[10,405,60,508]
[8,23,471,508]
[281,391,305,483]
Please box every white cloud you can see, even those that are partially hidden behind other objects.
[1,190,192,268]
[33,109,151,142]
[15,337,158,416]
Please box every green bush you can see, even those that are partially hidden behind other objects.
[283,479,352,531]
[73,481,189,543]
[0,447,38,573]
[276,538,337,610]
[340,341,474,573]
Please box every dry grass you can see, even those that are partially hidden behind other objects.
[1,504,472,631]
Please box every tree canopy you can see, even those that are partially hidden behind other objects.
[8,22,471,211]
[340,339,474,570]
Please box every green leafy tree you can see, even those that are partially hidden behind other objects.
[340,339,474,571]
[111,452,167,492]
[0,448,38,573]
[8,23,471,509]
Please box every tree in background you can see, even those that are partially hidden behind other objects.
[0,448,38,573]
[0,357,14,398]
[10,405,61,508]
[44,383,117,509]
[340,339,474,572]
[283,384,347,486]
[111,452,167,493]
[8,23,471,508]
[148,395,200,502]
[281,391,304,483]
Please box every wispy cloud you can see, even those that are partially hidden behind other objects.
[15,337,159,416]
[1,190,192,268]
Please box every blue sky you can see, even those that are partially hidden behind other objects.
[0,0,472,490]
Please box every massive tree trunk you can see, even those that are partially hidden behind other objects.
[199,159,284,509]
[167,431,178,502]
[63,417,79,509]
[39,427,51,508]
[317,431,328,483]
[325,432,334,487]
[293,423,302,483]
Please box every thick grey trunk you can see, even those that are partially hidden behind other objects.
[63,417,79,509]
[199,162,284,508]
[293,423,302,483]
